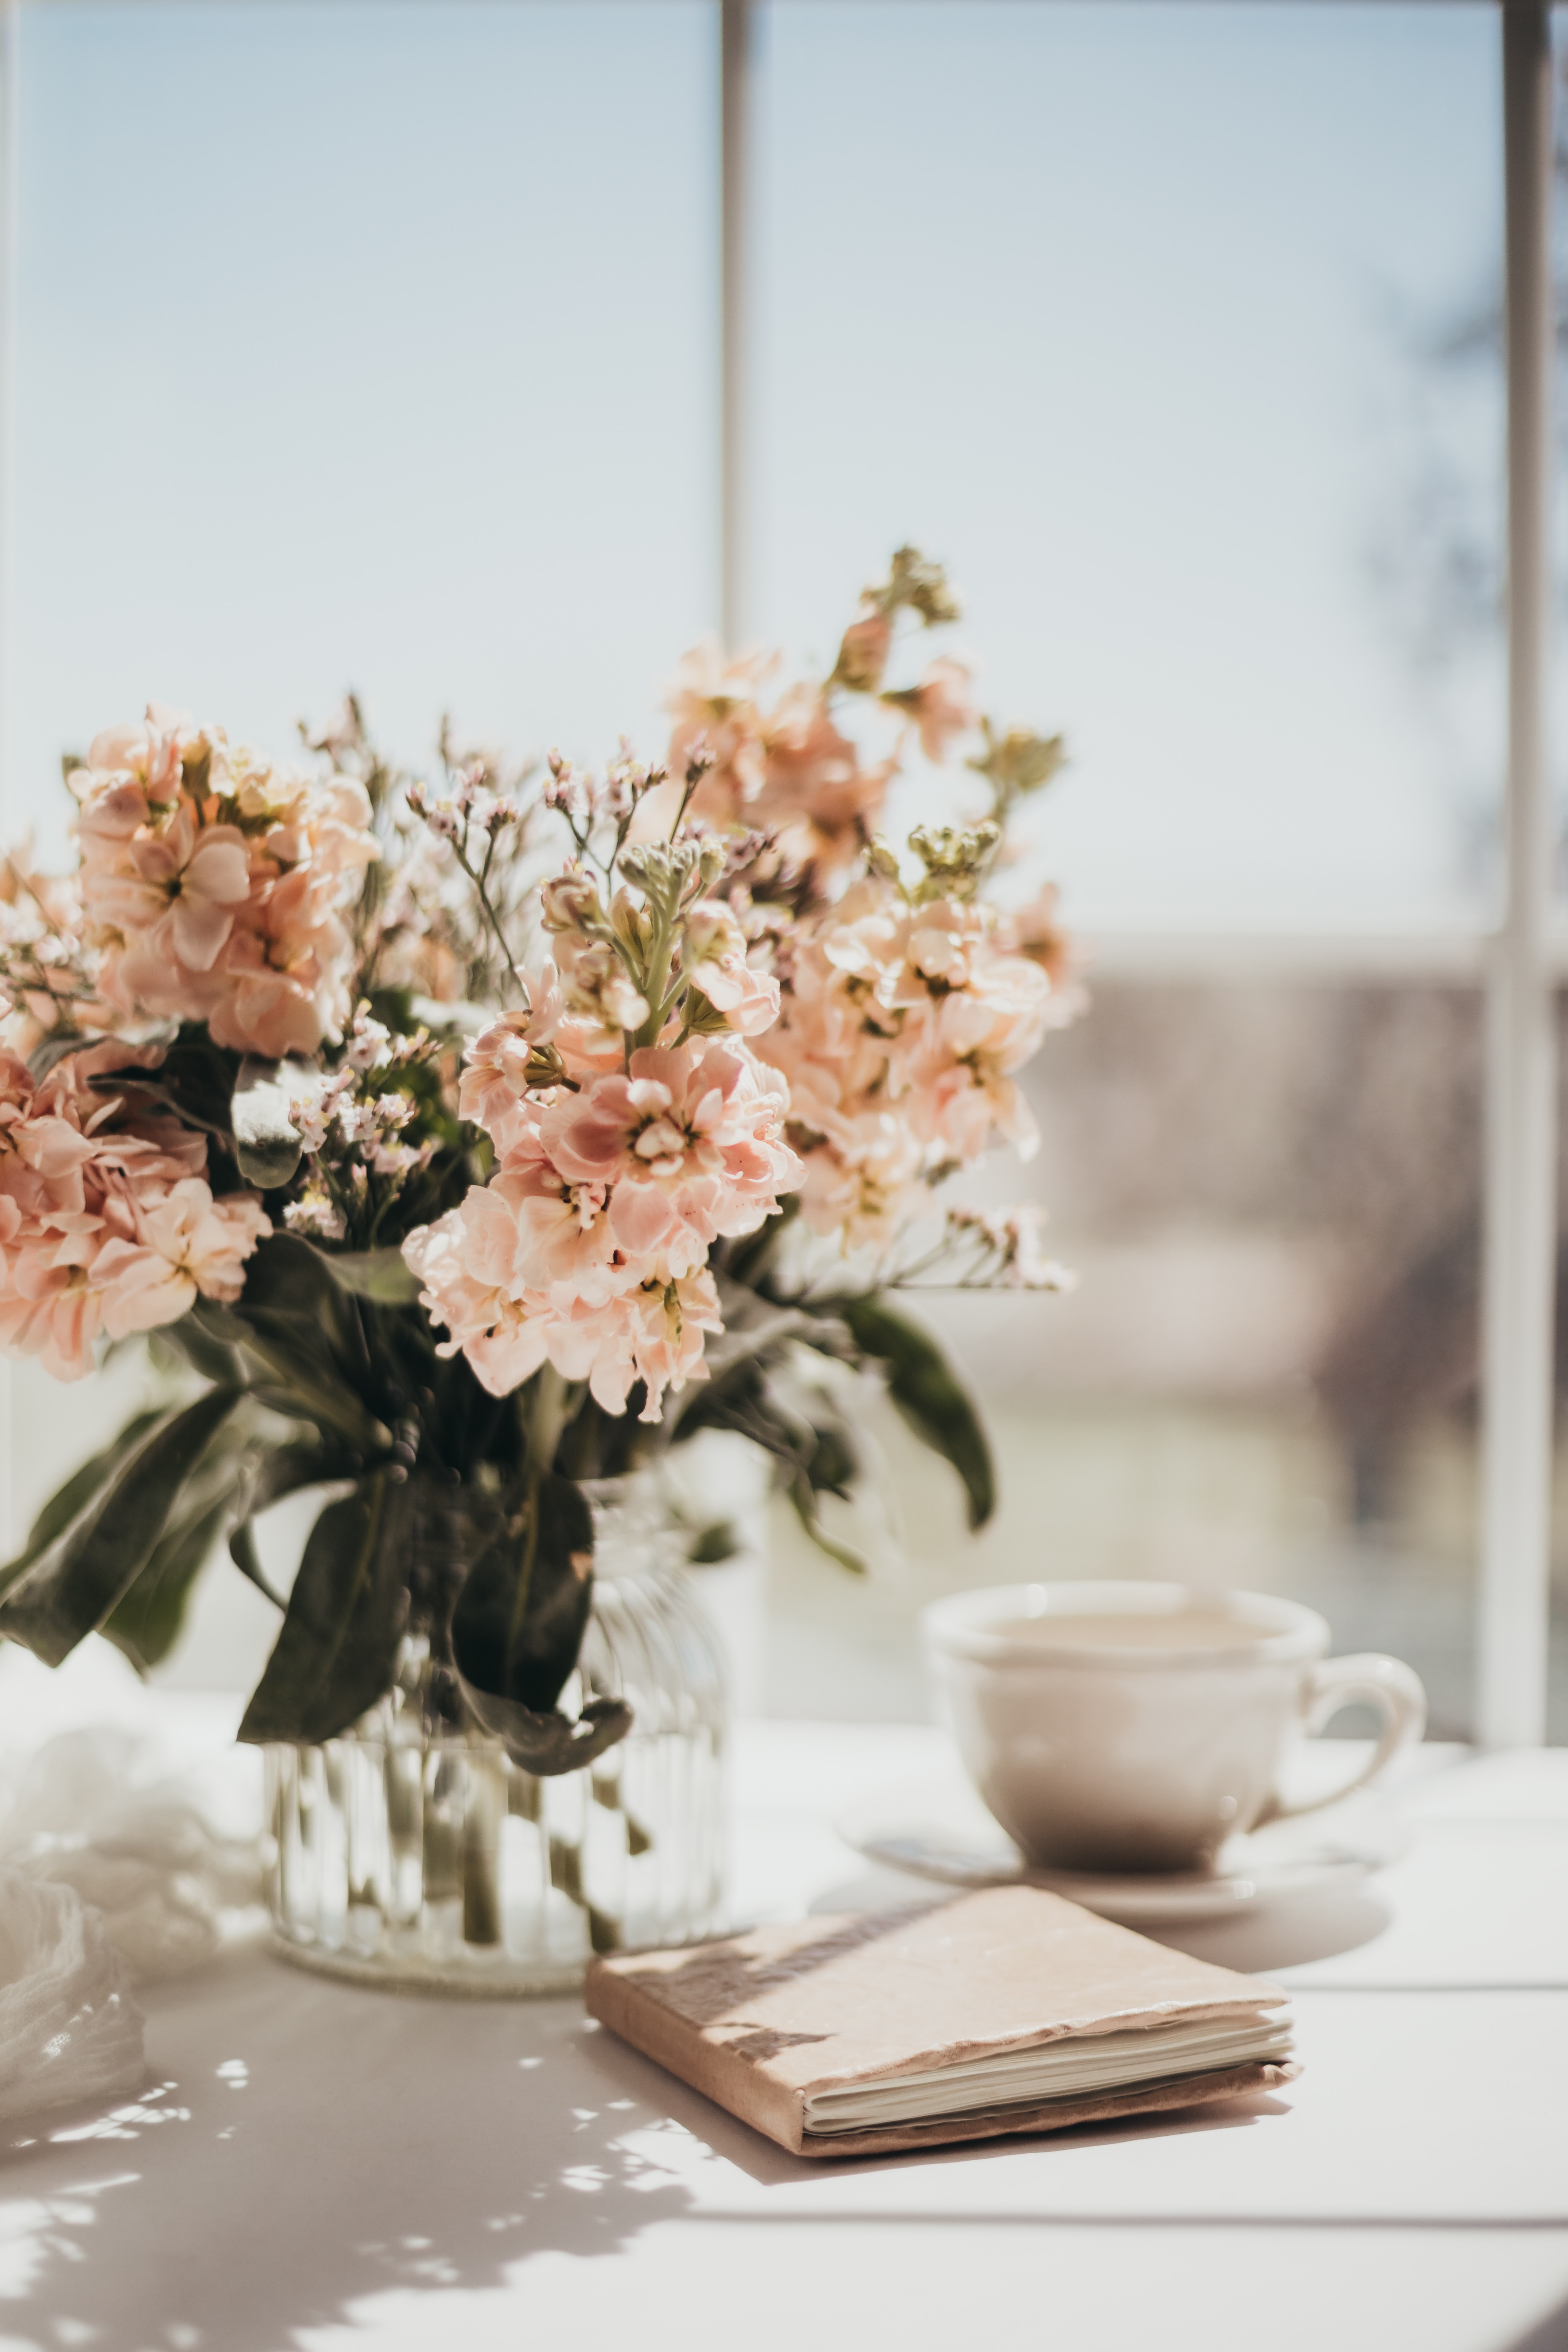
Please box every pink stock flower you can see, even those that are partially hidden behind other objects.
[83,704,202,805]
[679,903,780,1038]
[833,609,893,695]
[90,1180,271,1338]
[897,656,979,762]
[537,1044,799,1267]
[664,642,773,817]
[995,882,1079,998]
[752,685,893,873]
[0,1045,269,1380]
[666,655,891,875]
[72,706,377,1057]
[85,808,251,975]
[569,1269,722,1423]
[402,1211,553,1399]
[765,878,1057,1249]
[404,1037,800,1419]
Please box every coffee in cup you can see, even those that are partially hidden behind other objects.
[922,1580,1427,1875]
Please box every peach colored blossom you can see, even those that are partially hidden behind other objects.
[995,882,1081,1002]
[80,703,207,806]
[753,685,893,873]
[535,1044,800,1262]
[0,1045,270,1379]
[764,878,1056,1249]
[832,609,893,695]
[571,1270,722,1423]
[664,641,774,819]
[406,1036,800,1418]
[72,706,377,1057]
[86,810,251,974]
[666,653,889,872]
[403,1210,552,1399]
[897,656,978,762]
[89,1182,271,1338]
[681,903,781,1038]
[550,930,649,1040]
[457,981,564,1158]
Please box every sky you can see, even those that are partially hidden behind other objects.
[3,0,1506,928]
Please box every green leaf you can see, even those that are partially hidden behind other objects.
[317,1248,422,1305]
[27,1030,101,1082]
[231,1057,316,1188]
[0,1389,242,1664]
[230,1231,342,1322]
[228,1519,286,1611]
[842,1295,996,1531]
[665,1282,832,1431]
[224,1437,362,1614]
[230,1234,366,1378]
[687,1519,739,1566]
[29,1019,179,1086]
[247,1438,363,1512]
[102,1489,235,1674]
[159,1310,246,1388]
[193,1246,384,1452]
[0,1408,165,1602]
[457,1685,633,1777]
[450,1472,629,1776]
[802,1418,858,1501]
[236,1471,409,1744]
[451,1472,595,1715]
[786,1469,868,1575]
[717,1193,798,1288]
[83,1027,233,1138]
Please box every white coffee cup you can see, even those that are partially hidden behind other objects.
[922,1580,1428,1875]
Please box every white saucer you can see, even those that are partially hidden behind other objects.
[836,1777,1412,1924]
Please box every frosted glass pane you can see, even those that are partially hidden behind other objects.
[7,0,715,852]
[757,2,1504,928]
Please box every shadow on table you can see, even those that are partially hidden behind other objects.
[0,1945,709,2352]
[1508,2295,1568,2352]
[807,1868,1394,1978]
[1145,1887,1394,1974]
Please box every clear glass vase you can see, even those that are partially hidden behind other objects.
[263,1476,728,1994]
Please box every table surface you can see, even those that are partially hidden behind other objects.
[1,1704,1566,2352]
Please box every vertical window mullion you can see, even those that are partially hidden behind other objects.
[1480,0,1558,1747]
[720,0,756,650]
[0,0,17,1556]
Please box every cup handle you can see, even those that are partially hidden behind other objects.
[1264,1653,1428,1823]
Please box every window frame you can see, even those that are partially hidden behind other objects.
[0,0,1552,1744]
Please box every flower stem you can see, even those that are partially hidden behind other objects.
[452,835,529,1012]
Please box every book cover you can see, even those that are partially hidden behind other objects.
[586,1885,1298,2159]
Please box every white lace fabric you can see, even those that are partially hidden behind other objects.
[0,1727,263,2122]
[0,1869,145,2122]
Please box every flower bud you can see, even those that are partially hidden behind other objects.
[682,901,746,966]
[683,732,716,788]
[909,820,1000,900]
[540,867,605,933]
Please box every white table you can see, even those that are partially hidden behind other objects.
[2,1716,1566,2352]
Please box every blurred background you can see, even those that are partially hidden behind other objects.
[5,0,1564,1737]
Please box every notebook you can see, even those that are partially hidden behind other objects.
[585,1885,1297,2159]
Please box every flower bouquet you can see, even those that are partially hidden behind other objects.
[0,548,1075,1797]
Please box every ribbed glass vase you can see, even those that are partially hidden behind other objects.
[263,1476,728,1994]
